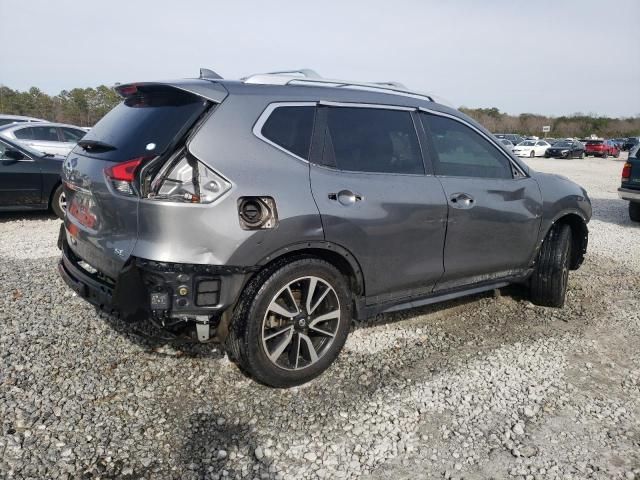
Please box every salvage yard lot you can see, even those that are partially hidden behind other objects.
[1,156,638,479]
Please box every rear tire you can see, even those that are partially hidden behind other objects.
[226,258,352,388]
[51,184,65,219]
[530,150,535,158]
[630,202,640,222]
[530,223,572,308]
[602,151,608,159]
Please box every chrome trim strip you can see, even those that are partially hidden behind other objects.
[318,101,415,111]
[418,107,528,178]
[252,102,317,164]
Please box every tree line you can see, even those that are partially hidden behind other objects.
[1,84,639,138]
[460,107,640,139]
[0,85,120,127]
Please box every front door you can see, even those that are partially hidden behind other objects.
[0,140,42,207]
[310,104,448,303]
[419,111,543,291]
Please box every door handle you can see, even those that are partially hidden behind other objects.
[328,190,362,206]
[449,192,475,209]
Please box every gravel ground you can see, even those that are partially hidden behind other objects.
[1,155,638,480]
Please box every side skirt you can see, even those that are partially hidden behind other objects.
[354,272,532,320]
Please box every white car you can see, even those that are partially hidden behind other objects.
[513,140,551,158]
[0,122,86,157]
[499,138,515,151]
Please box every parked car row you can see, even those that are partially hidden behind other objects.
[495,132,639,159]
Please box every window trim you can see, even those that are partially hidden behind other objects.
[418,108,528,179]
[252,101,317,163]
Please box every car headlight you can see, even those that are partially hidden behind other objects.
[561,150,569,153]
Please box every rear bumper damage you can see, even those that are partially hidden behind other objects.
[58,227,253,342]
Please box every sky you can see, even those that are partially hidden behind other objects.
[1,0,639,117]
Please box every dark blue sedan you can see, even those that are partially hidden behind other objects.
[0,135,65,218]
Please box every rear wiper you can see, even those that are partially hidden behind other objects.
[77,140,117,153]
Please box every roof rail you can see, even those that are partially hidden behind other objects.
[242,70,433,102]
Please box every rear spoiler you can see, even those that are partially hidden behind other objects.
[114,79,228,103]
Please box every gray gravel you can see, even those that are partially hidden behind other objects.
[1,155,639,480]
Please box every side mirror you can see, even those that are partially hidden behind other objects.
[4,148,26,161]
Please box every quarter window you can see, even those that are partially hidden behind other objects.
[321,107,424,174]
[61,127,86,142]
[261,106,315,160]
[421,113,513,179]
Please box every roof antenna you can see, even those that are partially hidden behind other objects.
[199,68,222,80]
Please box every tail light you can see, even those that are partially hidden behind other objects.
[149,152,231,204]
[622,162,632,181]
[105,157,149,196]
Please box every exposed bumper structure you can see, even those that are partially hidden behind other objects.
[57,225,253,340]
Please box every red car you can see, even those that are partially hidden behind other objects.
[584,139,620,158]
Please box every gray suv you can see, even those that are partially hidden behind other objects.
[58,69,591,387]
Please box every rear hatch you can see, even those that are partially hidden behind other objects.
[62,81,226,279]
[585,140,604,152]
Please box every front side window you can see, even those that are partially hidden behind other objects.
[31,126,60,142]
[321,107,424,174]
[421,113,513,179]
[261,106,315,160]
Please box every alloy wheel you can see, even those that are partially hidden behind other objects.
[261,276,341,371]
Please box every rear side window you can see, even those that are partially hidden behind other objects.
[321,107,424,174]
[77,87,209,162]
[261,106,315,160]
[422,113,512,179]
[31,126,60,141]
[14,127,35,140]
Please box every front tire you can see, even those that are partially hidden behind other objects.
[630,202,640,222]
[51,184,65,219]
[530,223,572,308]
[530,150,535,158]
[226,258,352,388]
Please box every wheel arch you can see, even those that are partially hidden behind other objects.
[255,241,365,297]
[542,211,589,270]
[47,180,62,207]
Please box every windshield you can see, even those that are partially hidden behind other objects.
[555,142,572,148]
[519,141,536,146]
[586,141,603,145]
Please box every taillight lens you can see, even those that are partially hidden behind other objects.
[150,154,231,204]
[622,162,632,180]
[104,157,148,196]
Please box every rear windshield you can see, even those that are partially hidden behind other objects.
[586,140,603,145]
[76,86,209,161]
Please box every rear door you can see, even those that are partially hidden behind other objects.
[23,125,66,156]
[62,85,212,278]
[309,103,447,302]
[419,111,543,291]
